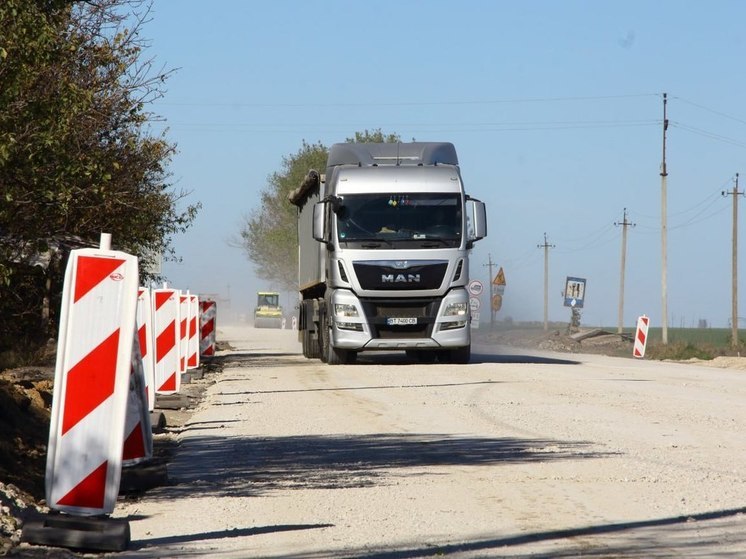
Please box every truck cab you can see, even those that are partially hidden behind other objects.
[289,142,487,364]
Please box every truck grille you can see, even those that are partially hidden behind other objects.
[353,260,448,291]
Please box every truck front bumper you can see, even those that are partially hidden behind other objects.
[329,288,471,351]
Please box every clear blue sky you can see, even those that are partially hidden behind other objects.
[144,0,746,328]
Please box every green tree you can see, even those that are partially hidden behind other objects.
[239,129,400,291]
[239,140,327,291]
[0,0,199,350]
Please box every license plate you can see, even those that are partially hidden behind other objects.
[386,317,417,326]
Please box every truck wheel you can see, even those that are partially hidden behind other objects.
[321,312,350,365]
[325,334,348,365]
[302,301,321,359]
[323,325,349,365]
[302,327,312,358]
[305,327,321,360]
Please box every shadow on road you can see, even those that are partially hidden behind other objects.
[217,379,503,398]
[470,351,580,365]
[123,524,333,556]
[157,432,607,500]
[210,349,581,368]
[307,506,746,558]
[201,507,746,559]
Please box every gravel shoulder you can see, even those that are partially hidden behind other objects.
[109,326,746,557]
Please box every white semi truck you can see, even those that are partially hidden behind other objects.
[288,142,487,365]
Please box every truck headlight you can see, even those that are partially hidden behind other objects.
[444,302,468,317]
[334,303,359,318]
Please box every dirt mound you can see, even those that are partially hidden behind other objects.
[477,326,634,357]
[0,368,54,553]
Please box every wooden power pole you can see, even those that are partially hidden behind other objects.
[537,233,555,331]
[723,173,744,348]
[660,92,669,344]
[483,253,495,329]
[615,208,635,334]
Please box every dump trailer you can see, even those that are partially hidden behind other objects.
[287,142,487,365]
[253,291,283,328]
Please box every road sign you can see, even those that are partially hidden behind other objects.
[493,267,506,286]
[564,276,586,308]
[469,297,481,312]
[468,280,483,296]
[491,294,502,312]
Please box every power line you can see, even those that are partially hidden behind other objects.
[672,96,746,127]
[153,92,660,109]
[154,120,659,134]
[670,122,746,148]
[555,223,617,254]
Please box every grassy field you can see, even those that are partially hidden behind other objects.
[492,321,745,361]
[640,327,745,360]
[644,327,741,346]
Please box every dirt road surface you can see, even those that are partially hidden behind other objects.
[110,325,746,558]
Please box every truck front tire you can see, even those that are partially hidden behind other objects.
[320,311,354,365]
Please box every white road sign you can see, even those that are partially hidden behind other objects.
[468,280,483,296]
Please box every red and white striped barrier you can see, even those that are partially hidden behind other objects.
[122,330,153,466]
[136,287,155,411]
[178,291,189,375]
[152,287,180,394]
[633,315,650,358]
[45,242,138,515]
[187,293,200,369]
[200,299,217,357]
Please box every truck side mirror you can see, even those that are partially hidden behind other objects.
[312,201,329,243]
[465,199,487,242]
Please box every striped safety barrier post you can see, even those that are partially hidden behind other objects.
[633,315,650,358]
[178,291,189,375]
[187,293,200,369]
[200,299,217,357]
[45,235,138,516]
[152,286,180,394]
[122,329,153,466]
[136,287,155,411]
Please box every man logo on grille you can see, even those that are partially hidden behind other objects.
[382,274,421,283]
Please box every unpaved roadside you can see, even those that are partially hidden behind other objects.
[94,325,746,558]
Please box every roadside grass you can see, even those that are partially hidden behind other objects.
[644,327,746,361]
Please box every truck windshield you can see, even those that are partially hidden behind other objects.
[336,193,461,244]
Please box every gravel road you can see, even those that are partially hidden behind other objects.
[110,325,746,558]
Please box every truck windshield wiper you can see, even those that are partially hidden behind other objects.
[342,237,393,247]
[420,239,452,247]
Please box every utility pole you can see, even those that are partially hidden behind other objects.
[722,173,744,349]
[660,92,669,344]
[537,233,555,331]
[615,208,635,334]
[483,253,495,329]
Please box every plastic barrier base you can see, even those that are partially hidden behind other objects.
[150,411,167,432]
[188,368,204,380]
[155,394,189,410]
[120,462,169,494]
[21,512,130,552]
